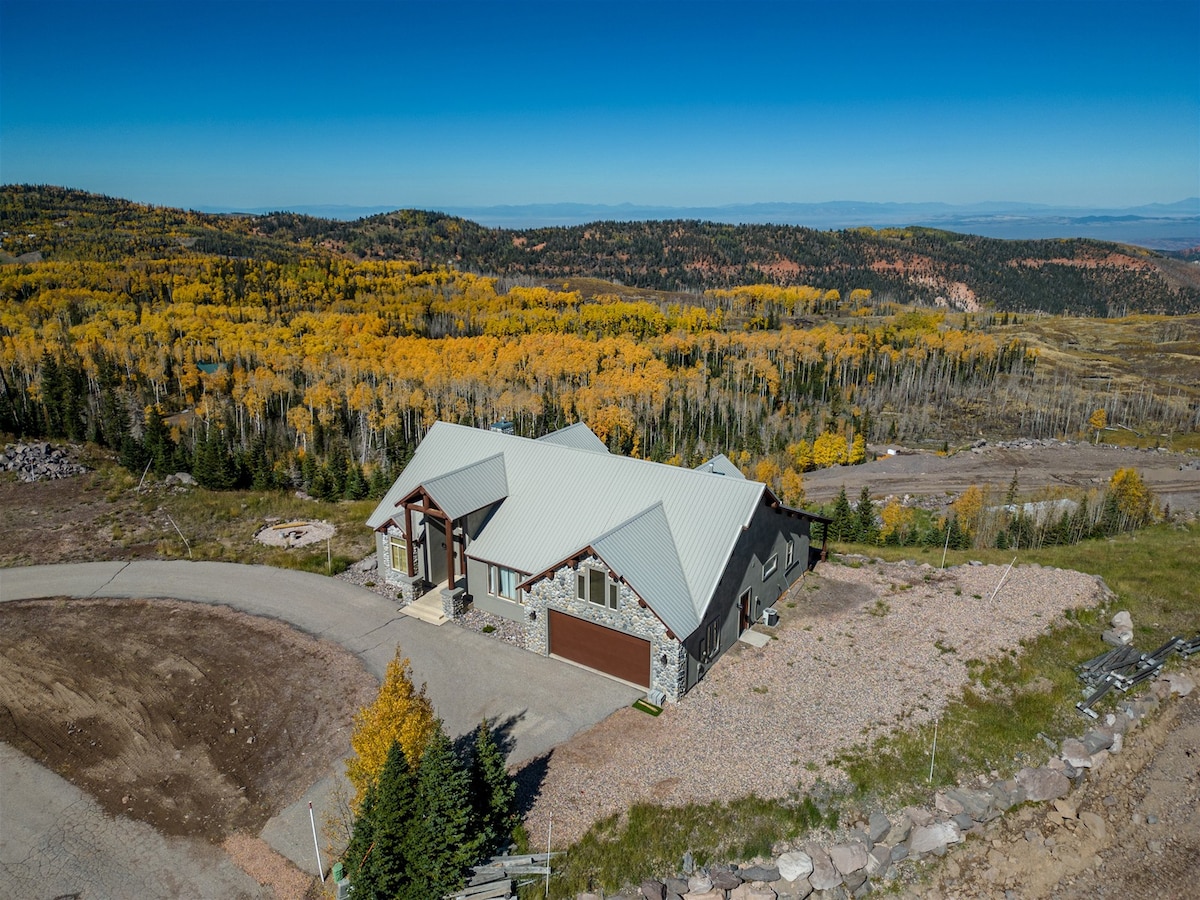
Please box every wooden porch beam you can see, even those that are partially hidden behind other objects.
[403,504,415,577]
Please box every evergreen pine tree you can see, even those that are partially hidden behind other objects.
[118,432,148,473]
[361,740,420,900]
[368,464,391,499]
[345,463,368,500]
[469,721,518,856]
[829,487,853,542]
[410,726,475,898]
[327,439,349,497]
[249,436,275,491]
[853,486,878,544]
[143,406,176,475]
[344,781,378,891]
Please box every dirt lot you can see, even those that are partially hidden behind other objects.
[0,598,374,855]
[804,441,1200,512]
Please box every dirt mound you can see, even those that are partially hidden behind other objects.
[0,598,375,841]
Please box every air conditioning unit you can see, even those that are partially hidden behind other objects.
[762,608,779,627]
[647,689,666,707]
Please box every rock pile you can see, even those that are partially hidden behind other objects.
[573,672,1195,900]
[0,442,86,482]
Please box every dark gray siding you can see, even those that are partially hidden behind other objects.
[684,500,813,691]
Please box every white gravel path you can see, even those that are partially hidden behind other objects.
[524,557,1109,845]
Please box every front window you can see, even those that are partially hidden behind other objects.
[389,536,407,571]
[489,564,521,601]
[786,539,795,569]
[762,553,778,580]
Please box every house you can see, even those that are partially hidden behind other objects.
[367,421,829,701]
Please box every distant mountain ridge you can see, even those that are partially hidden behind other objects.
[4,186,1199,316]
[198,198,1200,250]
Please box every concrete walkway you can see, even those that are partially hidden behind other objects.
[0,561,641,880]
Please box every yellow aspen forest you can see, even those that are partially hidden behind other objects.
[0,252,1040,491]
[2,227,1195,501]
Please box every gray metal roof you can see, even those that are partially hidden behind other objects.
[367,421,771,638]
[590,503,696,636]
[693,453,745,479]
[535,422,610,454]
[422,453,508,520]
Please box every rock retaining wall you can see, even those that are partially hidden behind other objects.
[574,671,1195,900]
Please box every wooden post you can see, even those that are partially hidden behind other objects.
[445,516,456,590]
[404,504,415,576]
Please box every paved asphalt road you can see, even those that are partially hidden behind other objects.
[0,560,641,887]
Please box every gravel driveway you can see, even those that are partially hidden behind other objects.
[523,557,1109,844]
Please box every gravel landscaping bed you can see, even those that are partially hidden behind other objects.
[522,557,1109,846]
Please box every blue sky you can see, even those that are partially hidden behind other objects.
[2,0,1197,211]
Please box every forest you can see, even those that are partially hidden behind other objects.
[1,186,1198,507]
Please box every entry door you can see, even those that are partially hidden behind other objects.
[739,587,753,632]
[427,520,448,585]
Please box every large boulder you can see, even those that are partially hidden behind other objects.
[776,851,813,882]
[711,868,742,891]
[739,864,780,882]
[1060,738,1094,769]
[909,821,963,855]
[867,811,892,843]
[944,787,995,821]
[639,878,665,899]
[1015,766,1070,802]
[828,842,869,876]
[806,846,842,890]
[1081,728,1115,754]
[687,874,713,893]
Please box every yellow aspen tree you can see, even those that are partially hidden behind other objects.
[880,499,915,543]
[780,468,806,506]
[1088,408,1107,444]
[950,484,989,540]
[848,434,867,465]
[1108,468,1153,526]
[346,650,438,808]
[812,432,848,468]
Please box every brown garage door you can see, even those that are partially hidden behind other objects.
[548,610,650,688]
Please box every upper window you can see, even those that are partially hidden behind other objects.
[489,564,522,602]
[389,536,407,572]
[577,565,619,609]
[786,539,795,569]
[762,553,778,580]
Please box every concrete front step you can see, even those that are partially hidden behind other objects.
[400,595,449,626]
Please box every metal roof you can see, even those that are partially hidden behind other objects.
[535,422,610,454]
[693,453,745,479]
[422,453,508,520]
[368,421,783,638]
[590,503,696,637]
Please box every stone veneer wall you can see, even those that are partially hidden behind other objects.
[380,524,421,604]
[525,562,687,702]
